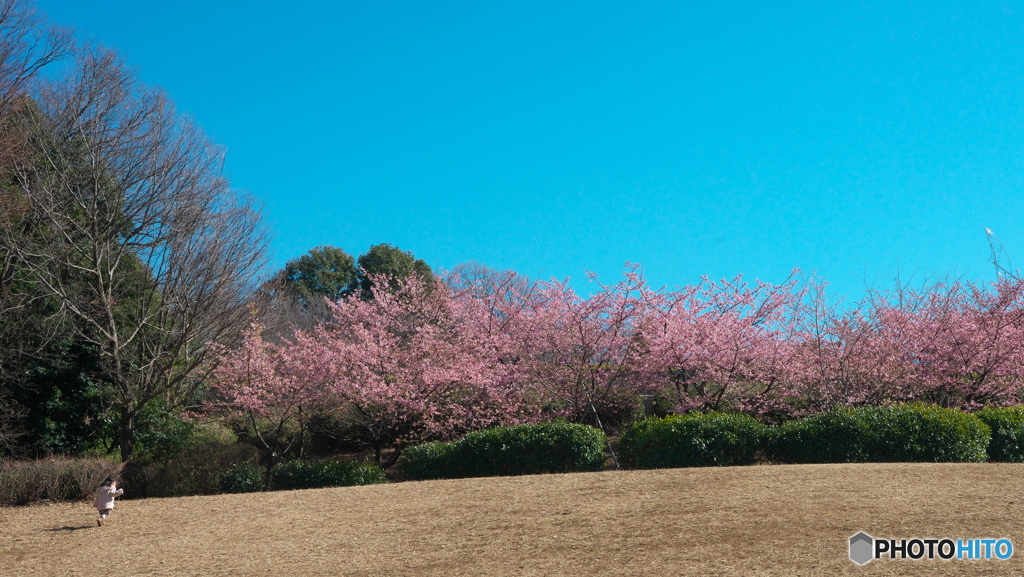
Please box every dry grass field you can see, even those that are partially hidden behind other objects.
[2,462,1022,576]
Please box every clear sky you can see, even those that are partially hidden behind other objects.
[33,1,1024,298]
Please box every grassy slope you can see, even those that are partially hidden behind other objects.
[3,463,1023,576]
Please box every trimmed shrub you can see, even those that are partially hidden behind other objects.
[766,407,872,464]
[767,404,990,464]
[220,462,265,494]
[862,403,989,463]
[460,422,606,477]
[398,441,461,481]
[976,406,1024,462]
[0,457,123,506]
[400,422,607,481]
[618,413,767,469]
[270,459,387,491]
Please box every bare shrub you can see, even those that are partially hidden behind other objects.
[0,457,122,505]
[65,458,124,500]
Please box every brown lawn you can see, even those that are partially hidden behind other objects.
[2,462,1022,576]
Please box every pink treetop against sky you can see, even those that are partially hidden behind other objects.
[787,278,1024,411]
[866,280,1024,408]
[639,274,807,417]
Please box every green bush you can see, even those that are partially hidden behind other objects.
[767,407,872,464]
[618,413,767,469]
[398,441,461,481]
[0,457,123,506]
[219,462,265,494]
[974,406,1024,462]
[767,404,991,464]
[400,422,607,481]
[270,459,387,491]
[863,403,989,462]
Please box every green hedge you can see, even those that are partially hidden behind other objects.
[400,422,606,481]
[618,413,767,469]
[767,404,990,464]
[398,441,462,481]
[975,406,1024,462]
[767,407,872,464]
[270,459,387,491]
[219,463,265,494]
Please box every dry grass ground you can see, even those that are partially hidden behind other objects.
[2,462,1022,576]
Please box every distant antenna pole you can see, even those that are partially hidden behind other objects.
[985,227,1017,280]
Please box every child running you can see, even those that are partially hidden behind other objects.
[94,478,124,526]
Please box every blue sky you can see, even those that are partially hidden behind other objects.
[34,1,1024,298]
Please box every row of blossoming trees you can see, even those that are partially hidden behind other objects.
[207,266,1024,468]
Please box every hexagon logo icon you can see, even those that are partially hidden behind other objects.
[849,532,874,565]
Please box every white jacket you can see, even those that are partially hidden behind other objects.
[94,486,124,510]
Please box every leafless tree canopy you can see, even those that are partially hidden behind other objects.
[0,0,70,109]
[3,38,268,459]
[0,0,72,447]
[0,0,71,319]
[0,0,69,219]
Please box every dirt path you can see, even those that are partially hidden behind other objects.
[2,462,1022,576]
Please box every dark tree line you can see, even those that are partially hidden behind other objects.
[0,0,267,460]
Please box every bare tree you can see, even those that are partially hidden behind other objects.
[0,0,73,446]
[10,46,268,460]
[0,0,71,221]
[0,0,70,110]
[250,275,331,341]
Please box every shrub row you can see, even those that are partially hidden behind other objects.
[400,422,606,481]
[269,459,387,491]
[0,457,123,506]
[8,404,1024,504]
[767,404,990,464]
[618,403,998,470]
[220,458,388,494]
[0,447,386,505]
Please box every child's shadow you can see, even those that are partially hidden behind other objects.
[44,525,93,532]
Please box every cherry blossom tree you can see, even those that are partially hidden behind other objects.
[792,276,1024,411]
[788,281,915,409]
[640,273,806,420]
[209,262,1024,467]
[207,320,323,474]
[299,275,537,467]
[512,267,650,429]
[867,278,1024,409]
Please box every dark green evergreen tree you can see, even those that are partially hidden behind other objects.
[353,243,433,296]
[281,245,356,302]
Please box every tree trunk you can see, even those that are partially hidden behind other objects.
[116,410,135,462]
